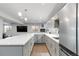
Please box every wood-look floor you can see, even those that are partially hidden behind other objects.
[31,43,50,56]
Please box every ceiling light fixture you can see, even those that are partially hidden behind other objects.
[65,17,69,22]
[40,17,42,19]
[24,17,27,21]
[18,12,22,16]
[52,16,58,20]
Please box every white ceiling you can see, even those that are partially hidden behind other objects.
[0,3,66,25]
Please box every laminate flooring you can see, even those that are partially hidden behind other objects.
[31,43,50,56]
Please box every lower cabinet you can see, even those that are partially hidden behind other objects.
[55,43,59,56]
[34,34,45,43]
[0,46,23,56]
[0,38,34,56]
[0,34,59,56]
[23,37,34,56]
[45,36,59,56]
[22,35,59,56]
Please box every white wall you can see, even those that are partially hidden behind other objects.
[0,19,3,39]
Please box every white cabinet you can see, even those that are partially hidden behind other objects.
[0,46,23,56]
[55,42,59,56]
[45,35,59,56]
[0,34,59,56]
[23,37,34,56]
[34,34,45,43]
[0,40,34,56]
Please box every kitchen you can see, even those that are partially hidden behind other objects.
[0,3,78,56]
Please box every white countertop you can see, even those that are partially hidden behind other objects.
[0,33,34,45]
[33,33,59,44]
[0,33,59,45]
[45,34,59,44]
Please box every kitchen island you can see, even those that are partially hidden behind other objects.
[0,33,59,56]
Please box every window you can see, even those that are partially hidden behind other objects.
[4,24,12,33]
[32,25,39,32]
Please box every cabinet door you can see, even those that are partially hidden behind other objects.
[34,34,45,43]
[23,42,29,56]
[55,43,59,56]
[50,41,56,56]
[42,35,45,43]
[45,36,59,56]
[23,37,34,56]
[34,35,38,43]
[38,35,45,43]
[37,35,43,43]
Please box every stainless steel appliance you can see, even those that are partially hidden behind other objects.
[58,3,78,56]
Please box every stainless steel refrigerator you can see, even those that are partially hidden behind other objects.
[58,3,78,56]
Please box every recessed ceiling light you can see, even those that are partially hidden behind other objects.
[51,16,58,20]
[24,17,27,21]
[18,12,22,16]
[65,17,69,22]
[40,17,42,19]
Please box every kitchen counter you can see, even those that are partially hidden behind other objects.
[0,33,59,56]
[0,33,34,45]
[45,34,59,44]
[0,33,59,45]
